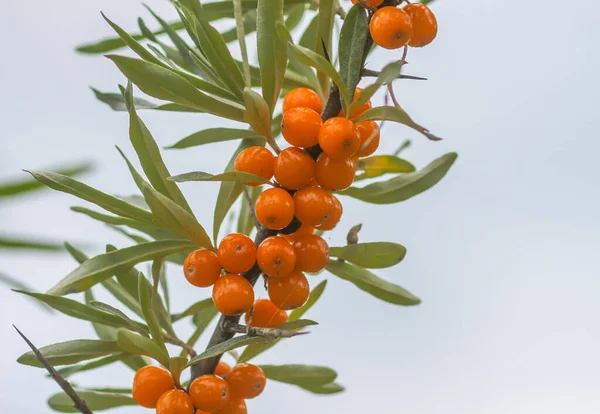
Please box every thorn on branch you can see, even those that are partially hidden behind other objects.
[347,224,362,245]
[223,321,309,339]
[361,68,427,81]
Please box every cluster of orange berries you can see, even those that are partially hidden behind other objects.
[362,1,438,50]
[132,361,265,414]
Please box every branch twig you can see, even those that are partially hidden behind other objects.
[243,188,261,229]
[164,334,197,358]
[223,321,309,338]
[361,68,427,81]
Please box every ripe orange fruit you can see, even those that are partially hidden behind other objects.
[245,298,289,328]
[156,390,194,414]
[226,364,267,399]
[233,146,274,186]
[183,249,221,287]
[268,270,310,310]
[215,399,247,414]
[355,121,380,157]
[132,366,175,408]
[315,195,342,231]
[293,186,335,227]
[339,88,372,119]
[282,88,322,114]
[281,107,323,148]
[212,274,255,316]
[190,374,230,412]
[256,236,296,278]
[218,233,256,274]
[370,6,413,50]
[274,147,316,190]
[293,234,330,273]
[255,187,295,230]
[318,117,360,160]
[215,362,231,377]
[282,222,315,243]
[315,153,356,191]
[404,3,438,47]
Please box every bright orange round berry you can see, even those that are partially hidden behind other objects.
[315,153,356,191]
[256,236,296,278]
[370,6,413,50]
[218,233,256,274]
[255,187,295,230]
[282,222,315,243]
[315,195,343,231]
[233,146,274,186]
[293,186,335,227]
[215,362,231,376]
[132,366,175,408]
[183,250,221,287]
[293,234,330,273]
[245,298,289,328]
[355,121,380,157]
[268,270,310,310]
[404,3,438,47]
[190,374,230,412]
[318,117,360,160]
[215,399,247,414]
[352,0,384,6]
[282,88,322,114]
[274,147,316,190]
[156,390,194,414]
[226,364,267,399]
[281,107,323,148]
[339,88,372,119]
[212,274,255,316]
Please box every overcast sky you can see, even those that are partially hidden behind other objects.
[1,0,600,413]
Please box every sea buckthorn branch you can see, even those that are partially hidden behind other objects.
[361,68,427,81]
[163,333,197,358]
[223,321,309,339]
[243,188,261,229]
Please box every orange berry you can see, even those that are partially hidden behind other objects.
[282,222,315,243]
[339,88,372,119]
[156,390,194,414]
[256,236,296,278]
[370,6,413,50]
[226,364,267,399]
[404,3,438,47]
[233,146,274,186]
[212,274,255,316]
[190,375,230,412]
[355,121,380,157]
[293,186,335,227]
[274,147,316,190]
[183,249,221,287]
[218,233,256,274]
[215,362,231,377]
[268,270,310,310]
[132,366,175,408]
[315,153,356,191]
[315,195,343,231]
[282,88,322,114]
[293,234,330,273]
[244,298,289,328]
[255,187,295,230]
[215,399,247,414]
[318,117,360,160]
[281,107,323,148]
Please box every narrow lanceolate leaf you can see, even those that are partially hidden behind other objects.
[338,4,369,110]
[101,279,143,317]
[166,128,262,149]
[55,354,126,378]
[260,364,337,387]
[341,153,457,204]
[0,163,92,198]
[116,329,170,367]
[105,245,142,301]
[316,0,336,95]
[101,13,162,65]
[17,340,121,367]
[354,106,442,141]
[329,242,406,269]
[244,88,279,151]
[187,335,275,367]
[25,170,153,223]
[0,237,63,251]
[138,273,167,353]
[88,301,148,337]
[302,382,345,394]
[107,56,245,122]
[347,61,404,117]
[123,82,193,215]
[47,240,195,296]
[354,155,416,181]
[184,307,220,354]
[48,391,136,412]
[170,171,269,185]
[172,298,215,322]
[325,259,421,305]
[257,0,287,112]
[150,260,175,336]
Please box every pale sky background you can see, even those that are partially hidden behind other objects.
[1,0,599,413]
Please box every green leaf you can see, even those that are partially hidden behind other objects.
[107,55,245,122]
[169,356,188,387]
[183,307,220,355]
[0,237,63,251]
[166,128,262,149]
[325,259,421,305]
[17,340,120,367]
[284,4,306,32]
[101,13,161,65]
[329,242,406,269]
[187,335,274,367]
[88,301,148,337]
[257,0,287,113]
[244,88,278,150]
[237,185,261,235]
[260,364,337,387]
[105,245,142,302]
[302,382,345,394]
[276,319,318,331]
[172,298,214,322]
[222,10,258,43]
[341,153,457,204]
[85,289,119,341]
[101,279,143,317]
[354,155,416,181]
[48,390,136,412]
[55,354,126,378]
[92,88,201,112]
[354,106,442,141]
[0,163,92,198]
[116,329,170,367]
[316,0,336,95]
[338,4,368,109]
[347,61,403,117]
[289,280,327,321]
[151,260,174,332]
[170,171,270,185]
[47,240,195,296]
[138,273,167,353]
